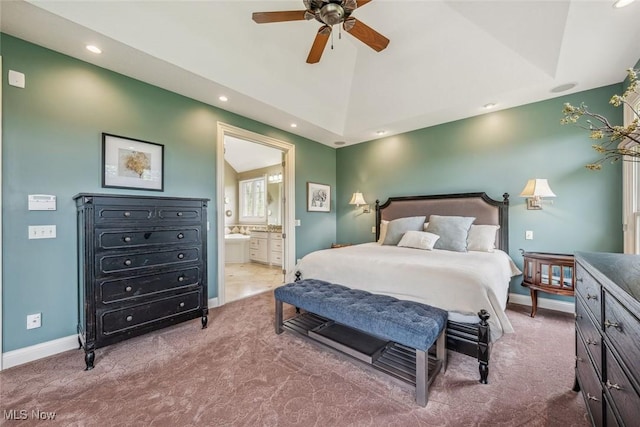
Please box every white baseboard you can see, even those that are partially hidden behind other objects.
[2,334,78,370]
[509,293,575,314]
[2,299,220,371]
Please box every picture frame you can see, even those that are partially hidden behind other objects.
[307,182,331,212]
[102,133,164,191]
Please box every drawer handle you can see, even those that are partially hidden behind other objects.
[585,338,598,346]
[123,236,132,243]
[604,319,620,329]
[586,393,599,402]
[124,211,131,217]
[125,286,132,292]
[177,233,184,239]
[575,356,583,362]
[126,315,133,322]
[586,293,598,300]
[177,253,185,260]
[179,302,185,308]
[124,259,132,266]
[606,380,621,390]
[177,212,183,217]
[576,278,583,283]
[178,275,185,282]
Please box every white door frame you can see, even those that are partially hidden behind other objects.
[215,123,295,306]
[0,55,4,370]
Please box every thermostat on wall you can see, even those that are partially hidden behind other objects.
[28,194,57,211]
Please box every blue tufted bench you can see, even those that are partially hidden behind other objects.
[274,279,448,406]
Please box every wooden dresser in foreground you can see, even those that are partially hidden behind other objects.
[74,194,209,370]
[574,252,640,426]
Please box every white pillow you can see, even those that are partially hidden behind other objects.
[397,231,440,250]
[467,224,500,252]
[377,220,389,244]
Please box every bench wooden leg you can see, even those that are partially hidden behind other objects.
[275,299,283,334]
[436,329,447,372]
[415,349,428,407]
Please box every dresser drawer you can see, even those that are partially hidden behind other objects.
[605,346,640,423]
[576,265,602,325]
[97,227,202,249]
[576,335,604,426]
[99,267,202,303]
[603,291,640,387]
[95,205,155,222]
[100,291,202,335]
[576,297,602,377]
[157,207,202,222]
[98,247,201,274]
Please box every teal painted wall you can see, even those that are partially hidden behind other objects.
[336,85,623,299]
[1,34,336,352]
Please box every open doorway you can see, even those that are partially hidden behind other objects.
[216,123,295,306]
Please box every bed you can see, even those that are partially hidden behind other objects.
[292,192,520,383]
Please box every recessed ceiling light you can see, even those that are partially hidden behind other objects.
[86,45,102,54]
[613,0,635,8]
[290,123,297,128]
[218,95,228,102]
[551,83,577,93]
[376,130,386,136]
[483,103,497,110]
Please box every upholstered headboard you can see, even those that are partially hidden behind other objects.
[375,192,509,252]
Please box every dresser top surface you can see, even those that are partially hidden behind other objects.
[576,252,640,303]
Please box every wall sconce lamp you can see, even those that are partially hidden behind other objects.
[349,191,370,213]
[519,179,556,210]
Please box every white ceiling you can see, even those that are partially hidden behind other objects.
[2,0,640,148]
[224,135,282,173]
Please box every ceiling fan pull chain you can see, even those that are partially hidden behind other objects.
[331,26,334,50]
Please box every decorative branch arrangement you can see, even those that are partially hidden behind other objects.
[561,68,639,170]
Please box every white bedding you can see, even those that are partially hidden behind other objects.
[290,243,522,341]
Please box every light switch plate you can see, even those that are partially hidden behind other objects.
[525,230,533,240]
[28,225,57,239]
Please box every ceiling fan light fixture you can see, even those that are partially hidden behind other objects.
[319,3,345,26]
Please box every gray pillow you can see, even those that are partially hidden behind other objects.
[382,216,427,245]
[426,215,476,252]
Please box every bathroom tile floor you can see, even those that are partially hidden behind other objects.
[225,262,285,302]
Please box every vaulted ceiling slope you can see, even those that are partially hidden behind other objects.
[2,1,640,147]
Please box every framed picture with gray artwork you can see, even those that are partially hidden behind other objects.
[307,182,330,212]
[102,133,164,191]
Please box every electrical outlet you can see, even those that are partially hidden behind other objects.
[525,230,534,240]
[27,313,41,329]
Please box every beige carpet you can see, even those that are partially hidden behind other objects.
[0,292,589,426]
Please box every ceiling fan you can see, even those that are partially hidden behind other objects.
[252,0,390,64]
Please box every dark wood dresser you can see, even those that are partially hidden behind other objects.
[574,252,640,426]
[74,194,209,370]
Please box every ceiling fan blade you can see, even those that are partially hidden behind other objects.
[356,0,374,8]
[306,26,331,64]
[343,18,389,52]
[252,10,309,24]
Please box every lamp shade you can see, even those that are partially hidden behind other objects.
[519,179,556,198]
[349,192,368,206]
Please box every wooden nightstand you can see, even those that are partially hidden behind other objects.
[520,251,575,317]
